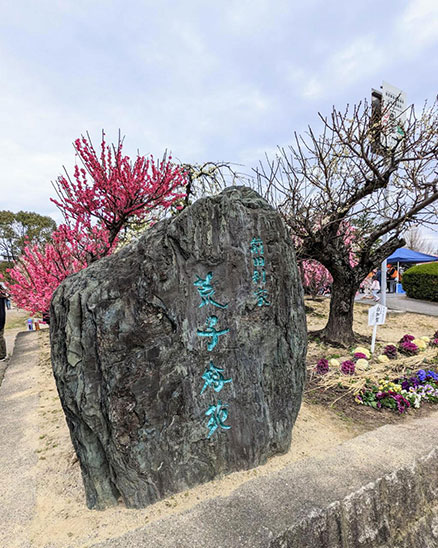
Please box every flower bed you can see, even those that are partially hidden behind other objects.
[311,331,438,414]
[356,370,438,413]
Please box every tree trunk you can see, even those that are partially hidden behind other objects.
[318,275,360,345]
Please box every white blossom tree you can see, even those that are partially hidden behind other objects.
[256,97,438,344]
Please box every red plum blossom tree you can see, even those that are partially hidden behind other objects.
[5,133,187,314]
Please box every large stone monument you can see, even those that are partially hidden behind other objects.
[50,186,307,509]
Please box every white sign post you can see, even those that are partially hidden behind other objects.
[368,303,388,354]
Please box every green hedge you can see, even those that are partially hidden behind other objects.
[402,262,438,301]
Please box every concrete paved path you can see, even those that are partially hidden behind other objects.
[356,293,438,316]
[0,332,40,548]
[0,327,26,387]
[385,294,438,316]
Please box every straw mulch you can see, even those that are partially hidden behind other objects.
[306,348,438,407]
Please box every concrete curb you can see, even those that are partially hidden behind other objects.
[0,332,40,548]
[91,410,438,548]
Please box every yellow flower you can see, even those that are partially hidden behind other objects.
[421,336,430,343]
[378,355,390,363]
[329,358,340,367]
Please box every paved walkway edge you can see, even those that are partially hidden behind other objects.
[92,410,438,548]
[0,332,40,548]
[356,294,438,316]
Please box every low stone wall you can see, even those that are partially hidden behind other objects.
[272,448,438,547]
[92,410,438,547]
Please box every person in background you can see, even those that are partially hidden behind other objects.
[371,275,380,302]
[376,269,382,285]
[0,283,9,361]
[387,264,398,293]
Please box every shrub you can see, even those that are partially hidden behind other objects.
[399,341,419,356]
[376,392,410,413]
[352,346,371,359]
[402,262,438,301]
[413,338,427,351]
[356,358,369,369]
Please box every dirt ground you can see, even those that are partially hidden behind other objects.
[305,297,438,359]
[29,330,364,547]
[6,300,438,547]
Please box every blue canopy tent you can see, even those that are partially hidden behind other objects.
[386,248,438,293]
[386,248,438,264]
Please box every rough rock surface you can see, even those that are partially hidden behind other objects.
[50,186,307,509]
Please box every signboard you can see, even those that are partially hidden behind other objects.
[372,82,407,151]
[381,81,407,149]
[368,304,387,326]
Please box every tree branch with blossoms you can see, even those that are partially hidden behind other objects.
[5,132,188,314]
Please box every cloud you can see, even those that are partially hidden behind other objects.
[398,0,438,53]
[328,36,385,85]
[302,78,324,100]
[288,0,437,104]
[0,0,437,218]
[286,34,385,104]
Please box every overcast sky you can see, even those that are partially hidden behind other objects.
[1,0,437,240]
